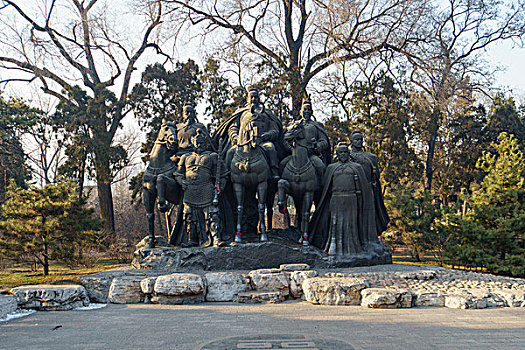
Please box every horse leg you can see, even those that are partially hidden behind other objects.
[277,179,291,228]
[233,183,244,243]
[143,184,157,249]
[256,181,269,242]
[294,196,303,243]
[301,191,314,247]
[277,179,288,213]
[266,183,275,230]
[157,174,176,212]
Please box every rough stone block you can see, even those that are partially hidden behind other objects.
[361,288,414,308]
[154,273,205,296]
[445,294,486,309]
[80,269,129,303]
[235,291,285,304]
[11,285,89,311]
[492,290,525,307]
[205,272,250,302]
[288,270,318,298]
[108,276,144,304]
[485,293,506,308]
[140,277,157,294]
[414,292,445,307]
[0,295,18,319]
[249,269,289,296]
[302,277,369,305]
[279,263,311,272]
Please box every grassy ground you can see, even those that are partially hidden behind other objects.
[391,249,445,267]
[0,260,128,290]
[0,249,473,290]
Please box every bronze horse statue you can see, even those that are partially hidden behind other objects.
[229,106,274,243]
[142,121,182,248]
[278,120,324,246]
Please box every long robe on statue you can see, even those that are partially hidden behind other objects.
[309,160,378,255]
[350,150,390,236]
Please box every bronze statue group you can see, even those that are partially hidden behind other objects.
[142,88,389,259]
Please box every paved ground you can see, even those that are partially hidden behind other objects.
[1,301,524,350]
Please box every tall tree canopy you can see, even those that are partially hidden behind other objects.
[0,0,168,231]
[162,0,429,116]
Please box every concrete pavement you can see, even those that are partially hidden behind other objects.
[1,301,524,349]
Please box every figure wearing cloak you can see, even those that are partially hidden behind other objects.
[280,100,331,189]
[349,130,390,236]
[213,88,284,179]
[309,143,378,256]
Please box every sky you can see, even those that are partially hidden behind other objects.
[485,41,525,102]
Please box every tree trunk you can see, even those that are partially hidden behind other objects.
[96,179,115,233]
[94,150,115,233]
[425,109,440,192]
[43,241,49,276]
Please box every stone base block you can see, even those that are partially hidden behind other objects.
[287,270,318,298]
[154,273,205,295]
[11,285,89,311]
[361,288,414,308]
[140,277,157,294]
[414,292,445,307]
[108,276,144,304]
[0,295,18,318]
[302,277,369,305]
[235,291,285,304]
[445,294,486,309]
[249,269,289,296]
[493,290,525,307]
[205,272,250,302]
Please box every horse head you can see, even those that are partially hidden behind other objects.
[284,120,306,144]
[153,120,178,154]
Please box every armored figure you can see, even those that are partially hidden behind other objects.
[309,143,378,256]
[176,103,213,156]
[215,88,283,180]
[349,130,390,236]
[174,130,225,247]
[281,100,330,185]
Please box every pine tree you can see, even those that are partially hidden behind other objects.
[0,181,102,274]
[446,133,525,276]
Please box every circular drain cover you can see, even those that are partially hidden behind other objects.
[199,334,353,349]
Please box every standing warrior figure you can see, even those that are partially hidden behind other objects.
[215,87,283,180]
[309,143,377,256]
[174,130,225,247]
[348,130,390,236]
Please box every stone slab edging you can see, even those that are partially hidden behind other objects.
[3,264,524,318]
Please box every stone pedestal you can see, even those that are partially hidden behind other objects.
[132,239,391,271]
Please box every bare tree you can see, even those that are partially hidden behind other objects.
[400,0,525,191]
[0,0,167,231]
[161,0,429,116]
